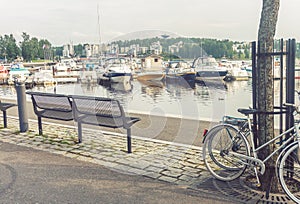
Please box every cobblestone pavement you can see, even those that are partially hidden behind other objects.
[0,117,295,204]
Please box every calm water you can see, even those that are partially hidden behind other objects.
[1,79,299,122]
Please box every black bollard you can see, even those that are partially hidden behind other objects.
[15,81,28,132]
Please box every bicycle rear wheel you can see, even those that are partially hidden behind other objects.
[203,124,249,181]
[278,144,300,203]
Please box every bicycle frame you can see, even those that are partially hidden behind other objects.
[228,115,300,175]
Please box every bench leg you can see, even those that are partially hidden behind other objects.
[3,111,7,128]
[78,122,82,143]
[38,117,43,135]
[127,128,132,153]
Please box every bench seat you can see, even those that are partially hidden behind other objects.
[71,95,140,153]
[27,92,73,135]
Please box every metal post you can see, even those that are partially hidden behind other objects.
[15,81,28,132]
[286,39,296,133]
[38,117,42,135]
[78,122,82,143]
[285,39,296,178]
[251,41,258,147]
[3,111,7,128]
[127,128,132,153]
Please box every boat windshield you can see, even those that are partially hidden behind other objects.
[168,61,189,68]
[11,63,25,69]
[193,57,218,67]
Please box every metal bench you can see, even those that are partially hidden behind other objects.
[71,95,140,153]
[0,100,17,128]
[26,91,74,136]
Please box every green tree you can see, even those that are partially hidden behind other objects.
[30,37,39,60]
[244,47,250,59]
[74,44,83,57]
[20,32,32,61]
[0,34,20,62]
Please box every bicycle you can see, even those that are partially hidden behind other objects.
[202,104,300,203]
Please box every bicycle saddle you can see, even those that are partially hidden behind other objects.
[238,108,259,115]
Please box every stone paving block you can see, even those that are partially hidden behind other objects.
[101,156,119,162]
[143,172,161,179]
[114,158,132,165]
[181,171,202,178]
[127,168,148,176]
[179,160,198,168]
[158,176,178,183]
[144,165,164,173]
[182,166,202,173]
[166,167,183,174]
[113,164,133,172]
[161,170,182,178]
[128,160,152,170]
[178,174,195,182]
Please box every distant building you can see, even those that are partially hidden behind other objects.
[169,41,183,53]
[139,47,148,54]
[84,44,101,57]
[150,41,162,55]
[63,43,75,57]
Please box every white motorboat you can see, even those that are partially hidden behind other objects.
[53,62,80,83]
[165,60,195,82]
[192,56,228,81]
[33,69,57,86]
[221,60,248,81]
[7,63,32,85]
[102,58,132,83]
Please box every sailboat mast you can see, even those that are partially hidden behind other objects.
[97,4,102,56]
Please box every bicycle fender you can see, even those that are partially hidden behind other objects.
[275,141,298,178]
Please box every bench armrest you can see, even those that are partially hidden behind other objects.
[124,117,141,129]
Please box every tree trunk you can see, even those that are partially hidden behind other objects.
[257,0,280,192]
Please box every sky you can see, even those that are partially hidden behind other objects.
[1,0,299,46]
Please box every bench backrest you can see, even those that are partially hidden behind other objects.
[27,91,73,120]
[71,95,124,119]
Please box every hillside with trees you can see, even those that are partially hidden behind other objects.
[0,32,299,62]
[111,37,251,60]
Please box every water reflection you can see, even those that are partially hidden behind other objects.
[225,80,252,94]
[166,78,195,100]
[3,78,292,120]
[138,80,165,103]
[101,80,133,93]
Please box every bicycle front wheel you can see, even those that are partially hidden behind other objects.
[203,124,249,181]
[278,144,300,203]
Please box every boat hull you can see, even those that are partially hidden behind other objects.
[166,72,195,80]
[136,72,165,81]
[166,72,196,88]
[224,69,249,81]
[103,72,132,83]
[195,70,227,81]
